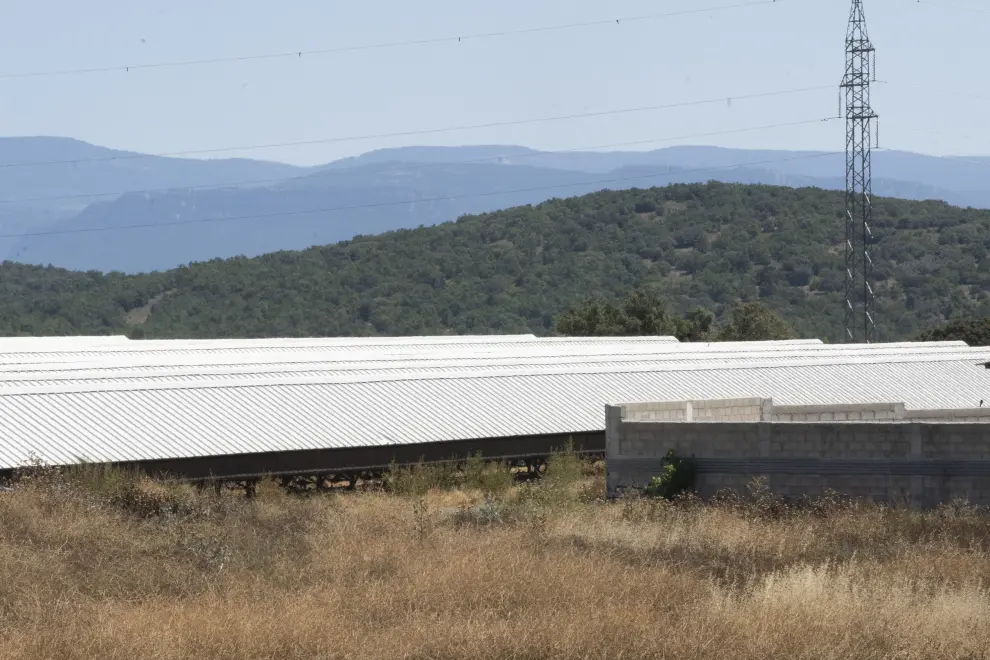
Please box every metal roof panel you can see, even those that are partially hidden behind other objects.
[1,359,988,469]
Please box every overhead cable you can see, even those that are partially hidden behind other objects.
[0,0,782,81]
[0,83,838,171]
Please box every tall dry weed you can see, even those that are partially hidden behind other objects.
[0,462,989,659]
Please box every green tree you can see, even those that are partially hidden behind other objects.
[615,288,681,336]
[555,289,716,342]
[555,288,681,337]
[717,302,796,341]
[917,318,990,346]
[678,308,717,342]
[554,299,627,337]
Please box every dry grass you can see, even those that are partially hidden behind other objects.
[1,460,990,659]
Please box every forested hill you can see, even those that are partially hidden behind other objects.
[1,181,987,341]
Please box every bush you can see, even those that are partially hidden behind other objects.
[785,266,813,287]
[14,460,199,519]
[463,452,514,495]
[643,450,695,499]
[544,440,584,490]
[385,456,514,497]
[384,460,458,496]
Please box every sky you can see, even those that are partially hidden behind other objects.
[0,0,982,166]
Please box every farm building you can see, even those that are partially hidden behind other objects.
[0,335,988,483]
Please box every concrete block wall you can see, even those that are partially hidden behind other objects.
[905,408,990,423]
[693,398,772,422]
[771,402,905,423]
[617,398,770,423]
[620,399,990,424]
[620,401,691,422]
[605,401,990,506]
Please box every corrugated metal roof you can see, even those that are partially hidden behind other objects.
[1,346,988,386]
[0,340,970,371]
[0,336,856,365]
[0,359,987,469]
[0,336,689,364]
[0,334,539,348]
[0,336,131,346]
[3,349,990,395]
[1,336,986,471]
[121,334,544,347]
[118,336,822,348]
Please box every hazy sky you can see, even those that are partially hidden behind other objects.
[0,0,981,165]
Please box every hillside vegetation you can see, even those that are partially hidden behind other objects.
[917,317,990,347]
[2,461,989,659]
[556,289,797,342]
[1,181,988,341]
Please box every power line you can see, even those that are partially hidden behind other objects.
[0,83,838,171]
[0,0,781,81]
[874,126,990,174]
[881,123,986,148]
[880,80,990,104]
[0,116,838,207]
[0,152,837,240]
[912,0,990,16]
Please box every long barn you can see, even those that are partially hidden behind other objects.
[1,335,988,481]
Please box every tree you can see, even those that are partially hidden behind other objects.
[555,288,680,337]
[678,308,716,342]
[555,288,716,342]
[617,288,680,336]
[717,302,796,342]
[554,299,627,337]
[917,318,990,347]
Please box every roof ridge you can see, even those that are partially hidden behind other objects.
[1,347,989,382]
[0,353,986,398]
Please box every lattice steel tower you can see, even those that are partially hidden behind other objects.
[841,0,878,343]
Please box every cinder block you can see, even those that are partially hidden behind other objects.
[608,403,990,504]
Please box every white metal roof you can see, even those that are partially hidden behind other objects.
[0,336,690,364]
[0,346,988,386]
[0,335,986,471]
[2,348,990,395]
[0,336,131,346]
[98,336,820,348]
[0,358,987,470]
[0,334,542,354]
[0,339,966,371]
[120,334,543,347]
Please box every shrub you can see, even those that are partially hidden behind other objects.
[462,453,514,495]
[544,439,584,490]
[386,456,514,497]
[643,450,695,499]
[384,459,457,496]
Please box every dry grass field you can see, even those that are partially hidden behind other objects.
[1,454,990,660]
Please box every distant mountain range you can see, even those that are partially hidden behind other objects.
[0,137,988,273]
